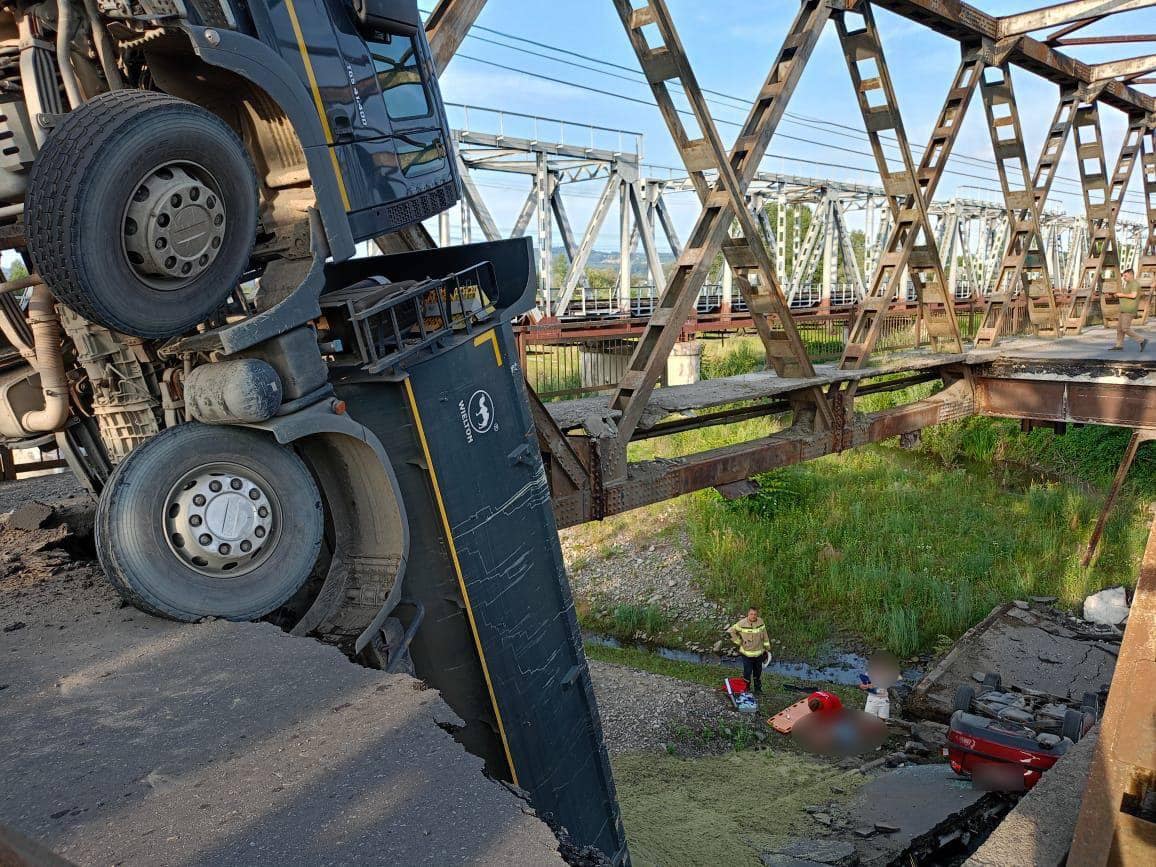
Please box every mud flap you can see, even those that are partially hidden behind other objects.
[335,321,628,864]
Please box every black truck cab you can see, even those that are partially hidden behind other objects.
[247,0,459,240]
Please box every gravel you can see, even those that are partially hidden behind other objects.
[0,472,87,513]
[560,503,728,628]
[587,659,742,754]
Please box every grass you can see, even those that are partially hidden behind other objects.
[563,339,1153,661]
[918,416,1156,495]
[685,444,1147,658]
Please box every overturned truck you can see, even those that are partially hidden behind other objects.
[0,1,628,862]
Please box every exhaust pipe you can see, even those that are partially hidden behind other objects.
[0,279,70,433]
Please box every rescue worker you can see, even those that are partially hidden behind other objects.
[1111,268,1148,352]
[728,606,770,694]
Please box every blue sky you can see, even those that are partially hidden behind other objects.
[423,1,1156,250]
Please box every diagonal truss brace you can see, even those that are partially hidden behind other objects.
[609,0,819,383]
[1061,106,1147,334]
[1139,128,1156,323]
[603,0,833,443]
[973,70,1074,346]
[834,5,978,373]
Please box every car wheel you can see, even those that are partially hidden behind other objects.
[953,685,975,714]
[1061,709,1085,742]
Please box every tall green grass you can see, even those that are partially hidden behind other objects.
[919,417,1156,495]
[685,446,1146,658]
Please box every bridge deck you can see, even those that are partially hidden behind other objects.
[545,324,1156,434]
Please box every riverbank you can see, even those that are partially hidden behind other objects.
[562,429,1149,661]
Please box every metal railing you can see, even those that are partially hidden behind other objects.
[445,103,644,157]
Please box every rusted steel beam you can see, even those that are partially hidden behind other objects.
[1070,511,1156,864]
[426,0,488,76]
[1139,128,1156,322]
[552,378,975,526]
[835,5,978,371]
[870,0,1155,113]
[974,376,1156,427]
[998,0,1156,38]
[608,0,821,386]
[1063,109,1147,333]
[974,67,1070,345]
[1082,429,1153,566]
[1090,52,1156,82]
[1058,33,1156,45]
[599,0,833,446]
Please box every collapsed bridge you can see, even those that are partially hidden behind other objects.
[2,0,1156,864]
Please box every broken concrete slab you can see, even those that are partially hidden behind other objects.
[965,729,1099,867]
[0,561,564,866]
[764,839,857,866]
[1082,586,1129,626]
[844,765,991,865]
[908,603,1116,721]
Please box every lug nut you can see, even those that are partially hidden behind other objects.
[199,534,212,546]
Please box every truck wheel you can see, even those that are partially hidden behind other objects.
[26,90,257,338]
[96,423,323,621]
[981,673,1002,691]
[953,685,975,714]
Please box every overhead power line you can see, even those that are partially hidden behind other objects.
[431,8,1150,214]
[452,53,1147,220]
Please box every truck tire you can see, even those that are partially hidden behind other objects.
[981,673,1002,691]
[96,423,323,621]
[953,685,975,714]
[26,90,258,338]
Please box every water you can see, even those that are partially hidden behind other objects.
[583,633,924,686]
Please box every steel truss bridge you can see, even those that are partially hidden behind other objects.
[425,0,1156,859]
[444,104,1150,319]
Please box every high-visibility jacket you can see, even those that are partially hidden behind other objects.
[728,617,770,658]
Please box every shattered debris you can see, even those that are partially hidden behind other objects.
[1082,586,1129,626]
[908,602,1117,720]
[6,501,54,531]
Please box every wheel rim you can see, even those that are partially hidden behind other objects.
[122,161,227,289]
[163,462,281,578]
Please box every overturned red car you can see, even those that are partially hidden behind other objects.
[945,673,1099,791]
